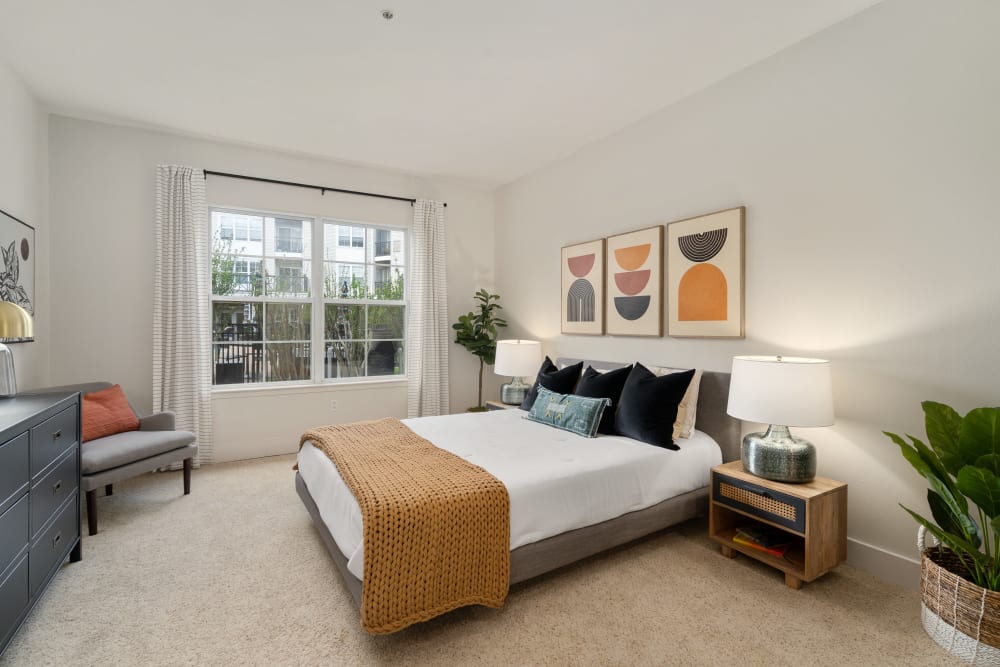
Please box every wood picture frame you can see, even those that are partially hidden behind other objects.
[666,207,745,338]
[561,239,605,335]
[605,226,663,337]
[0,207,35,318]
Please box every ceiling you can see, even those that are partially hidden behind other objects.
[0,1,881,185]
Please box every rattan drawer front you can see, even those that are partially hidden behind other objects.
[713,473,806,532]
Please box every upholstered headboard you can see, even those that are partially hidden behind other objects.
[555,358,741,463]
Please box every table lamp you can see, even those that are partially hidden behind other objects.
[0,302,34,398]
[726,355,833,483]
[494,339,541,405]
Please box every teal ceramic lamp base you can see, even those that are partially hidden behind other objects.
[741,424,816,483]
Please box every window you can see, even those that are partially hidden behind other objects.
[210,209,405,386]
[216,211,263,242]
[275,218,303,253]
[337,225,364,248]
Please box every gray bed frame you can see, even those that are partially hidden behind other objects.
[295,358,741,608]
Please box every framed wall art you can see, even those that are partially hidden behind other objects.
[0,208,35,317]
[666,206,744,338]
[605,226,663,337]
[561,239,605,335]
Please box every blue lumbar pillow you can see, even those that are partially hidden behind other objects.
[525,386,611,438]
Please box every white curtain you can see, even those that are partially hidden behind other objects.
[153,165,213,465]
[407,199,449,417]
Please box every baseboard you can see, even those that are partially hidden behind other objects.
[847,537,920,589]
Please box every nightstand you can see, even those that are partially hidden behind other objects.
[709,460,847,589]
[484,400,519,411]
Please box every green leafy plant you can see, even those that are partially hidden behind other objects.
[452,289,507,410]
[886,402,1000,590]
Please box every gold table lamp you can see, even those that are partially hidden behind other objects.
[0,302,34,398]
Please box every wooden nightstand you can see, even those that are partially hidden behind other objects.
[484,400,519,411]
[709,460,847,589]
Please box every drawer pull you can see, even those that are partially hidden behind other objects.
[53,429,62,441]
[52,532,62,549]
[52,480,62,495]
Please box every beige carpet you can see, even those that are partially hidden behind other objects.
[2,455,960,666]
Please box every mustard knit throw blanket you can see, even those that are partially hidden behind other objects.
[300,418,510,634]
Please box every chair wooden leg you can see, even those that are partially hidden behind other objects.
[105,484,113,496]
[183,458,192,495]
[86,489,98,536]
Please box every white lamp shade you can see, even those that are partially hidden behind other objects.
[727,355,834,427]
[494,339,541,377]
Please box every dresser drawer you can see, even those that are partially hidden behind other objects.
[30,445,79,539]
[713,472,806,533]
[30,405,78,479]
[0,495,29,573]
[0,432,29,516]
[0,556,28,650]
[29,491,78,597]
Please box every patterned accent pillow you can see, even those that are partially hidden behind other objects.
[525,386,611,438]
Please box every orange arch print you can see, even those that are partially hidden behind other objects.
[678,263,727,321]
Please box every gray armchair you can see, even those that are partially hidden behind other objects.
[47,382,197,535]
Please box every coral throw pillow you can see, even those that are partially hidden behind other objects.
[82,385,139,442]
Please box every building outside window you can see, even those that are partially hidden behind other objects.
[210,209,405,386]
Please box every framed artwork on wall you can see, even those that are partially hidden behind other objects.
[561,239,605,335]
[605,226,663,337]
[666,206,744,338]
[0,208,35,318]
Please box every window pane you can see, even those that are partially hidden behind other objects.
[367,341,403,376]
[212,301,263,385]
[324,263,367,299]
[324,341,366,379]
[213,342,263,384]
[368,305,404,339]
[324,304,364,340]
[371,266,404,300]
[268,259,311,297]
[265,303,310,341]
[325,222,365,263]
[275,217,305,253]
[265,343,311,382]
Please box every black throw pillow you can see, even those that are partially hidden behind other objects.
[574,364,633,435]
[614,364,695,450]
[520,357,583,410]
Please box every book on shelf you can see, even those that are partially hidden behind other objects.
[732,524,795,558]
[734,525,791,549]
[732,533,790,558]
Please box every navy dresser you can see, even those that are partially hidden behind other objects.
[0,391,82,654]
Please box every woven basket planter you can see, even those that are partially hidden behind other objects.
[920,528,1000,665]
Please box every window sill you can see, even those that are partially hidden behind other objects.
[211,377,407,400]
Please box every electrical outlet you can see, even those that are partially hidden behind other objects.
[330,400,337,412]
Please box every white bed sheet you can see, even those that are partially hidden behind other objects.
[297,409,722,580]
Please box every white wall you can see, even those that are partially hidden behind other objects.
[0,61,49,390]
[495,0,1000,583]
[47,116,495,462]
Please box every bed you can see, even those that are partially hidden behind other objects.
[295,358,741,621]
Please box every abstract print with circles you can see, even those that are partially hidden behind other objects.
[666,207,744,338]
[605,226,663,336]
[561,239,605,334]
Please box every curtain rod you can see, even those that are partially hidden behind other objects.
[203,170,446,207]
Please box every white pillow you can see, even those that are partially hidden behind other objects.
[650,366,703,440]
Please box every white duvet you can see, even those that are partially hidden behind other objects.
[296,408,722,580]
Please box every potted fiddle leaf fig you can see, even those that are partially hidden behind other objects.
[886,401,1000,659]
[452,289,506,411]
